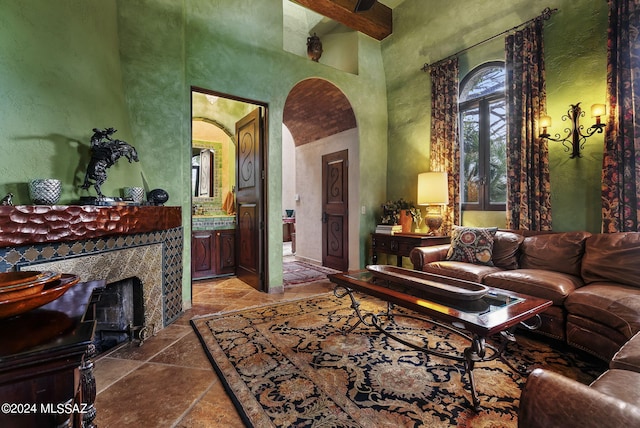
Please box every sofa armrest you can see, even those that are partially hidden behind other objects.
[409,244,449,271]
[519,368,640,428]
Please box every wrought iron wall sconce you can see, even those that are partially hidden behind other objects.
[539,102,606,158]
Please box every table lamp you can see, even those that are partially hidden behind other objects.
[417,172,449,235]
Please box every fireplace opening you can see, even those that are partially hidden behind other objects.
[94,277,146,354]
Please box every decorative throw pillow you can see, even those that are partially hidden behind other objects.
[445,226,498,266]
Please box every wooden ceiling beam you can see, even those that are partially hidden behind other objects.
[293,0,392,40]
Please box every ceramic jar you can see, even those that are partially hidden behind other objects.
[29,179,62,205]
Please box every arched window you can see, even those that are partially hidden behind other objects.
[459,62,506,211]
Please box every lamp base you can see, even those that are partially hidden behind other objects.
[425,215,443,236]
[423,204,444,236]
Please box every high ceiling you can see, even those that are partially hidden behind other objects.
[292,0,402,40]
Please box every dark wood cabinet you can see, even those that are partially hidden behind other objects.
[191,229,235,279]
[0,280,105,428]
[216,229,236,275]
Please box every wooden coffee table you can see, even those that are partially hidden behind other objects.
[327,269,553,410]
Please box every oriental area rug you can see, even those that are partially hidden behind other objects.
[191,292,605,427]
[282,261,338,287]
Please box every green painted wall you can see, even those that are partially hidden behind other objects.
[0,0,142,203]
[0,0,388,305]
[383,0,608,233]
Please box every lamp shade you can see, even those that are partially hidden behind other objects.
[539,115,552,129]
[591,104,606,118]
[417,172,449,205]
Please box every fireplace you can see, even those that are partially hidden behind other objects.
[0,205,183,328]
[93,277,145,353]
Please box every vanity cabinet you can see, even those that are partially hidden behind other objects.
[192,229,235,279]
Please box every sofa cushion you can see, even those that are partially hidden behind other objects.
[581,232,640,288]
[519,231,591,276]
[565,283,640,339]
[445,226,497,266]
[423,261,502,283]
[591,369,640,408]
[610,331,640,373]
[483,269,583,305]
[492,231,524,270]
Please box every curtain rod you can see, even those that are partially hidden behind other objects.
[420,7,557,72]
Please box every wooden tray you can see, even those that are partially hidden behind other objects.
[366,265,488,301]
[0,274,80,319]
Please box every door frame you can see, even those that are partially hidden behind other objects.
[190,86,269,292]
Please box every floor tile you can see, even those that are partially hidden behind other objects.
[95,363,215,427]
[174,381,245,428]
[150,332,212,369]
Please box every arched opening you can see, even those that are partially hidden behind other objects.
[282,78,359,281]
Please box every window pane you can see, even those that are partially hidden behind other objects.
[459,66,505,103]
[489,99,507,204]
[461,107,480,203]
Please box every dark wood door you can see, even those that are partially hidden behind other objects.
[322,150,348,271]
[235,108,265,290]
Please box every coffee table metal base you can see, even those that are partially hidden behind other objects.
[334,285,540,410]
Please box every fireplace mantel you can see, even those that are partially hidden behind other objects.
[0,205,184,327]
[0,205,181,247]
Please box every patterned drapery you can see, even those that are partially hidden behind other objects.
[601,0,640,232]
[429,58,460,235]
[505,18,552,231]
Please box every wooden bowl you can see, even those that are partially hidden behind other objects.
[0,271,62,301]
[0,274,80,319]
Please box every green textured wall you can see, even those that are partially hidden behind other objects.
[0,0,142,203]
[0,0,389,304]
[383,0,608,233]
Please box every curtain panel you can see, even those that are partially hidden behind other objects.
[429,58,460,235]
[601,0,640,232]
[505,18,552,231]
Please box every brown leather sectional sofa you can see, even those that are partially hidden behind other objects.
[518,332,640,428]
[409,230,640,360]
[409,229,640,426]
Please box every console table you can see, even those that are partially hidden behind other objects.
[0,280,105,428]
[371,232,450,267]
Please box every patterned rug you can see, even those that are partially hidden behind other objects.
[282,261,339,287]
[191,293,606,427]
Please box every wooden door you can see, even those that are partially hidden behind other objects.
[235,108,265,290]
[322,150,349,271]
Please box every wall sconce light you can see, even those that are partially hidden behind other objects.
[539,102,606,158]
[417,172,449,236]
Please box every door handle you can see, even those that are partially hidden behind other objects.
[322,212,327,223]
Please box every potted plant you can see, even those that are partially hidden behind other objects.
[380,198,421,232]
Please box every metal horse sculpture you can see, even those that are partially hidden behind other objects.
[81,128,139,198]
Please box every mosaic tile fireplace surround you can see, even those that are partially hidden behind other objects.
[0,205,183,330]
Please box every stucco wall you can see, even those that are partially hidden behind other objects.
[0,0,388,304]
[383,0,608,233]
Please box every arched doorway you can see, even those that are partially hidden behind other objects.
[282,78,358,273]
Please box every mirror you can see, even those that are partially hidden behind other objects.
[192,148,215,197]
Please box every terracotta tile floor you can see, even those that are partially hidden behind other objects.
[94,275,334,427]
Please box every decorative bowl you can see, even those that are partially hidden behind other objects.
[0,271,61,301]
[0,274,79,319]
